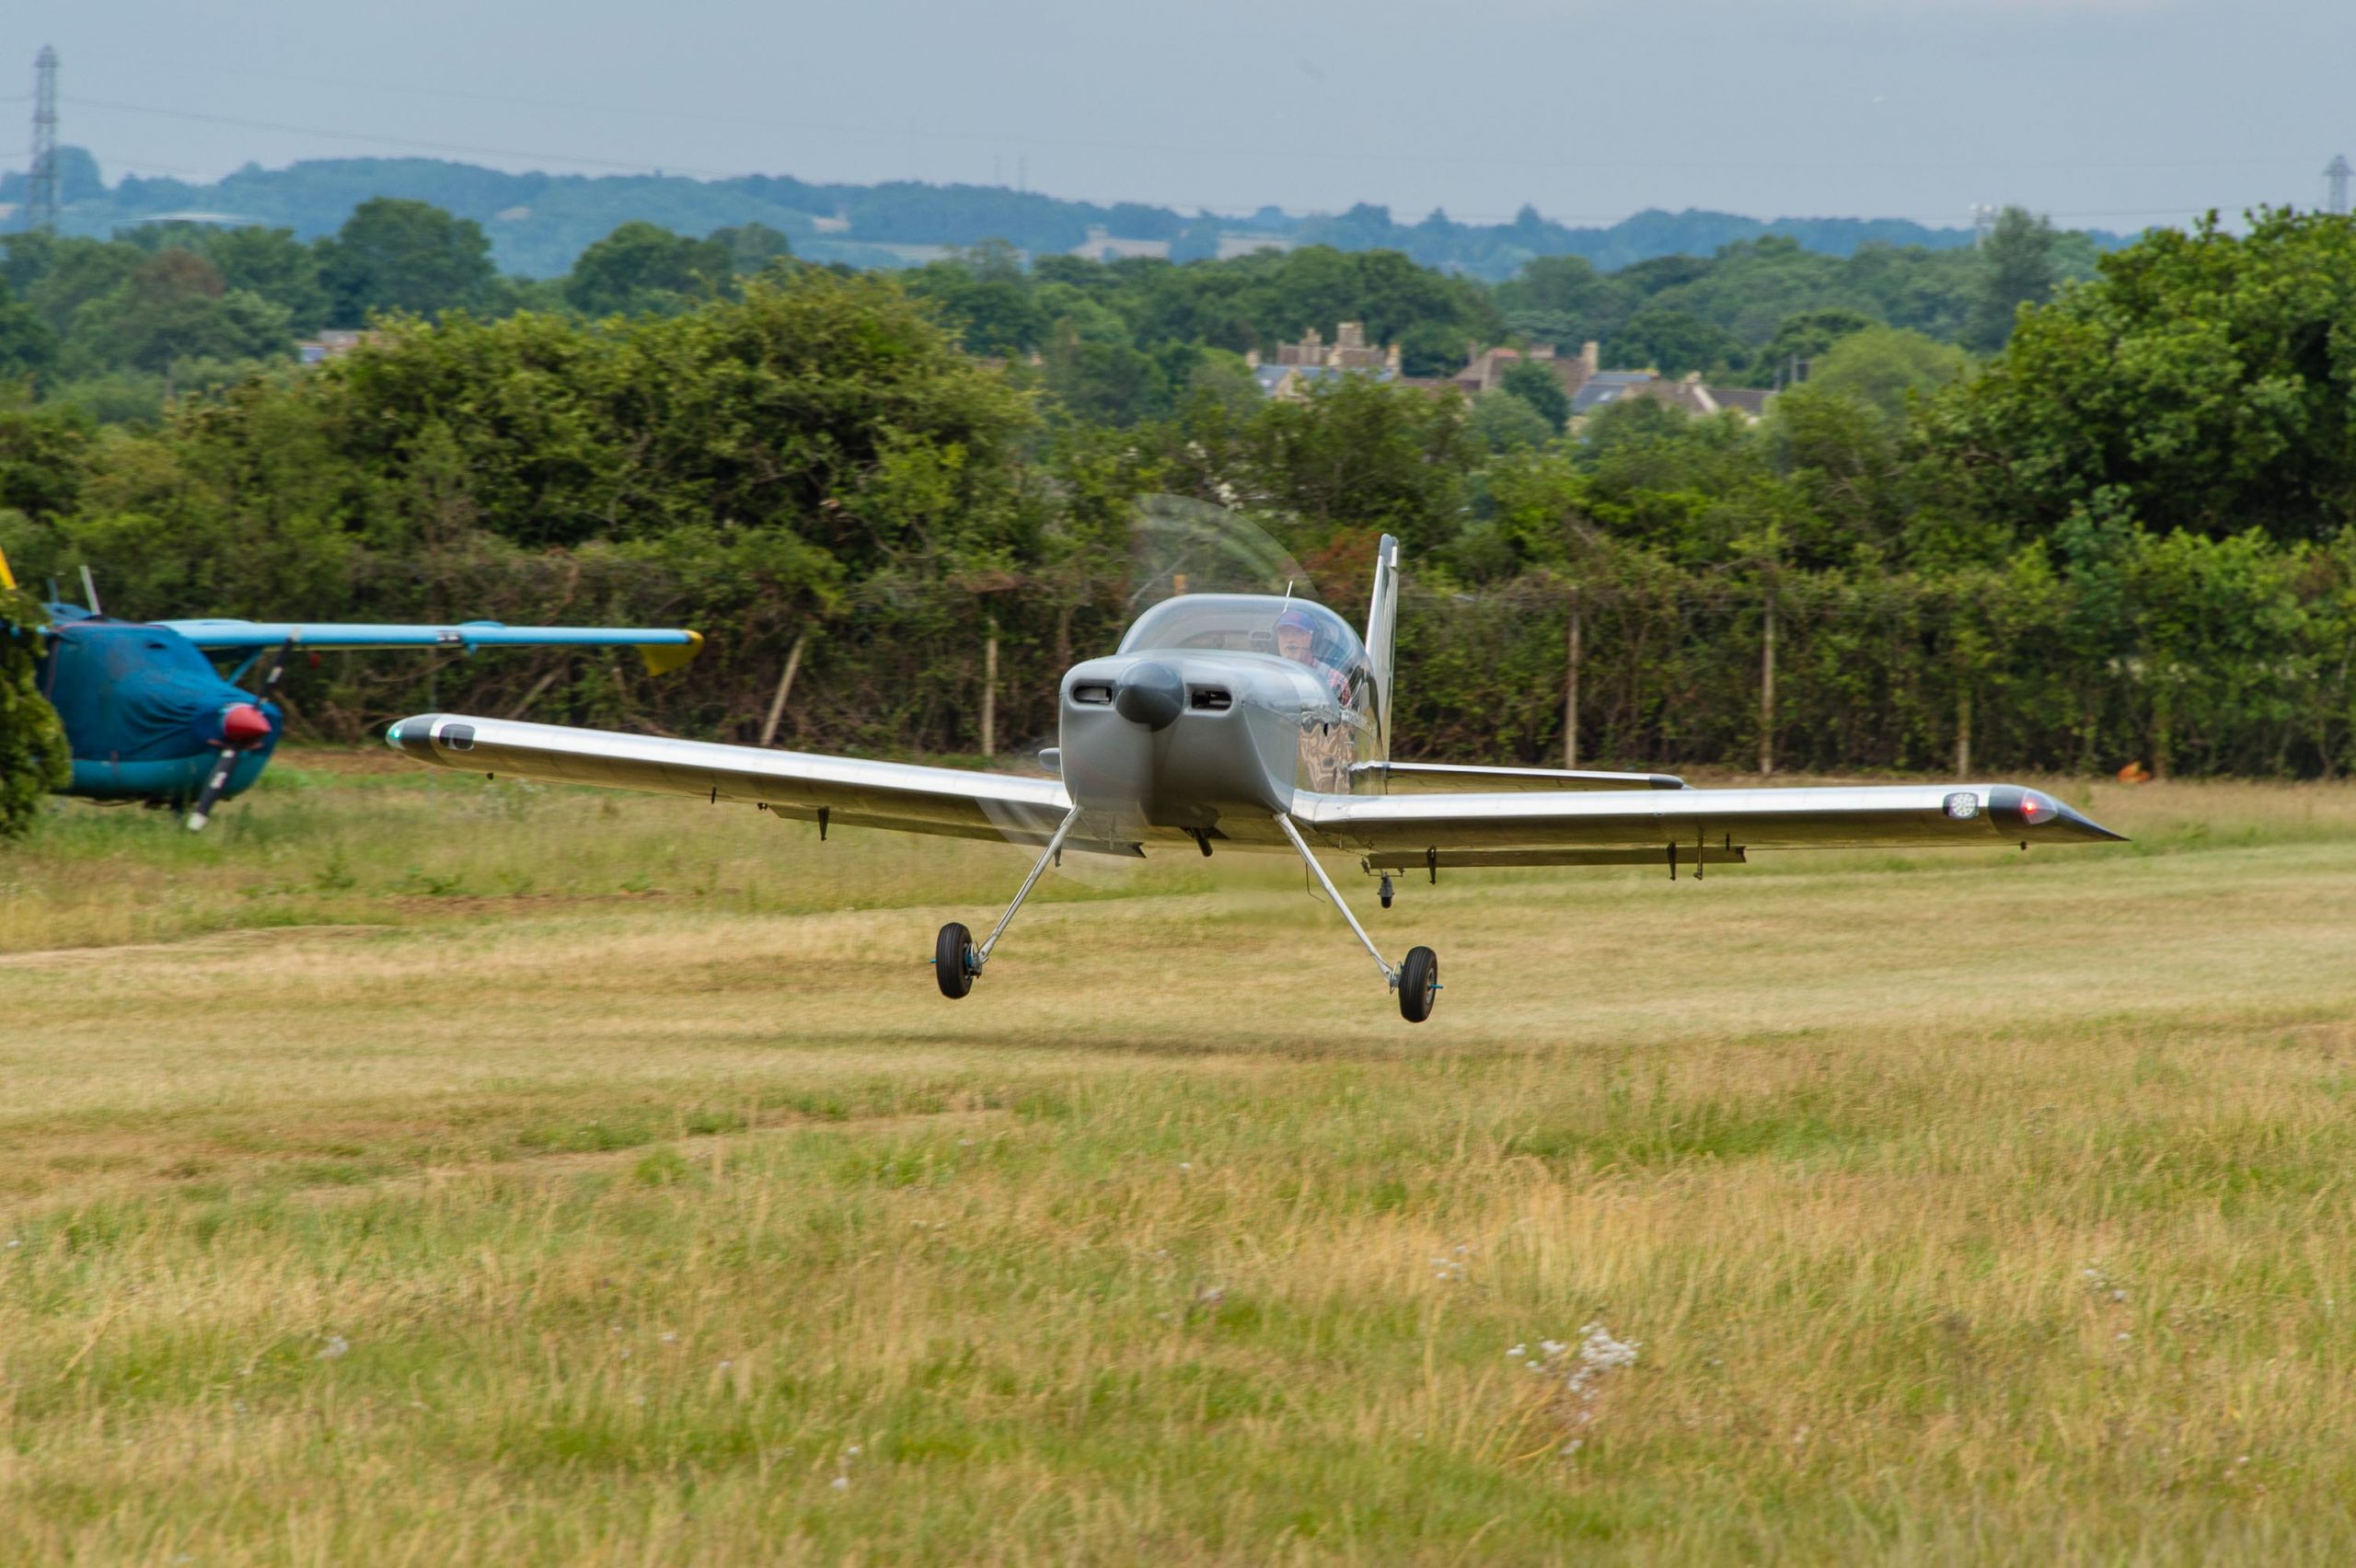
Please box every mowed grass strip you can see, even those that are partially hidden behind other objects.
[3,764,2355,1562]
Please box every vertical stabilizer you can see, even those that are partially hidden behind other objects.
[1363,534,1401,765]
[0,543,15,592]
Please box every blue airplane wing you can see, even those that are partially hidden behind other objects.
[155,620,706,674]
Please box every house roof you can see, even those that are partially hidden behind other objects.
[1570,371,1657,413]
[1253,363,1396,396]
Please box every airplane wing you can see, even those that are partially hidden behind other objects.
[385,712,1106,852]
[158,620,705,674]
[1296,781,2123,870]
[385,715,2119,867]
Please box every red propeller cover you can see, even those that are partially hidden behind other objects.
[220,703,272,747]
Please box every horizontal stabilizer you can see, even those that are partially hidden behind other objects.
[1353,761,1685,792]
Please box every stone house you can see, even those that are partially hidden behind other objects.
[1248,322,1403,399]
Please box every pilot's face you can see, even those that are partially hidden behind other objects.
[1276,625,1315,664]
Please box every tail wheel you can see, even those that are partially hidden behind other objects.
[934,921,976,998]
[1398,945,1439,1023]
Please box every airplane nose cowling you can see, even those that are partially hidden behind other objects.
[1112,661,1184,731]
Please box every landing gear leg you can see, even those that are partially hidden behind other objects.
[934,806,1083,999]
[1275,815,1438,1023]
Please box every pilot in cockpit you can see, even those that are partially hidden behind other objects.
[1275,605,1354,704]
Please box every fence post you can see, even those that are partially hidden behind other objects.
[758,628,808,747]
[1954,684,1971,778]
[1758,583,1776,777]
[1564,585,1581,771]
[981,619,999,758]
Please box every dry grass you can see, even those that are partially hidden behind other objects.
[4,753,2356,1562]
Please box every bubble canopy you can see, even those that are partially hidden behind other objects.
[1119,594,1366,666]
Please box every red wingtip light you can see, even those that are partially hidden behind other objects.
[220,703,272,747]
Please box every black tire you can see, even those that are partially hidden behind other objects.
[935,921,976,998]
[1398,945,1439,1023]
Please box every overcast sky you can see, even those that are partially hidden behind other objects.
[8,1,2350,231]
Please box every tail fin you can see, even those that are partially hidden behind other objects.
[0,543,14,593]
[1362,533,1401,765]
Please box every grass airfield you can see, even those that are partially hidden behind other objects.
[6,753,2356,1563]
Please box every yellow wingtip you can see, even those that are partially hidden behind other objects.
[0,544,15,593]
[638,628,704,676]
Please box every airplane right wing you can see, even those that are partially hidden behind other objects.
[386,712,1113,851]
[1294,779,2123,869]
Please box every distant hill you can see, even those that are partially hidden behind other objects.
[2,151,2124,280]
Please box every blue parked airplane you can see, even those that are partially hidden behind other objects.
[3,548,701,830]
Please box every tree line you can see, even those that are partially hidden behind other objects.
[0,197,2085,430]
[15,147,2098,280]
[2,204,2351,836]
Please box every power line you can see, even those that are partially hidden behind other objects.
[36,98,2243,241]
[61,84,2329,182]
[35,85,2268,240]
[67,95,754,179]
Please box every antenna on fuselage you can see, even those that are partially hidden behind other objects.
[77,564,100,615]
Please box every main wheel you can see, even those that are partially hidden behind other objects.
[1397,945,1439,1023]
[934,921,976,998]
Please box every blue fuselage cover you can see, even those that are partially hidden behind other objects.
[39,615,281,801]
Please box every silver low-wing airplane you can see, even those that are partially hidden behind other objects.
[387,536,2121,1021]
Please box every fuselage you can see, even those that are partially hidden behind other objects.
[1055,593,1381,849]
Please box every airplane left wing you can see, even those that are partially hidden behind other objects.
[386,713,1102,851]
[1296,780,2122,870]
[160,620,705,674]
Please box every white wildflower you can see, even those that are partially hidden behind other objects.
[1522,1322,1641,1460]
[316,1334,350,1361]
